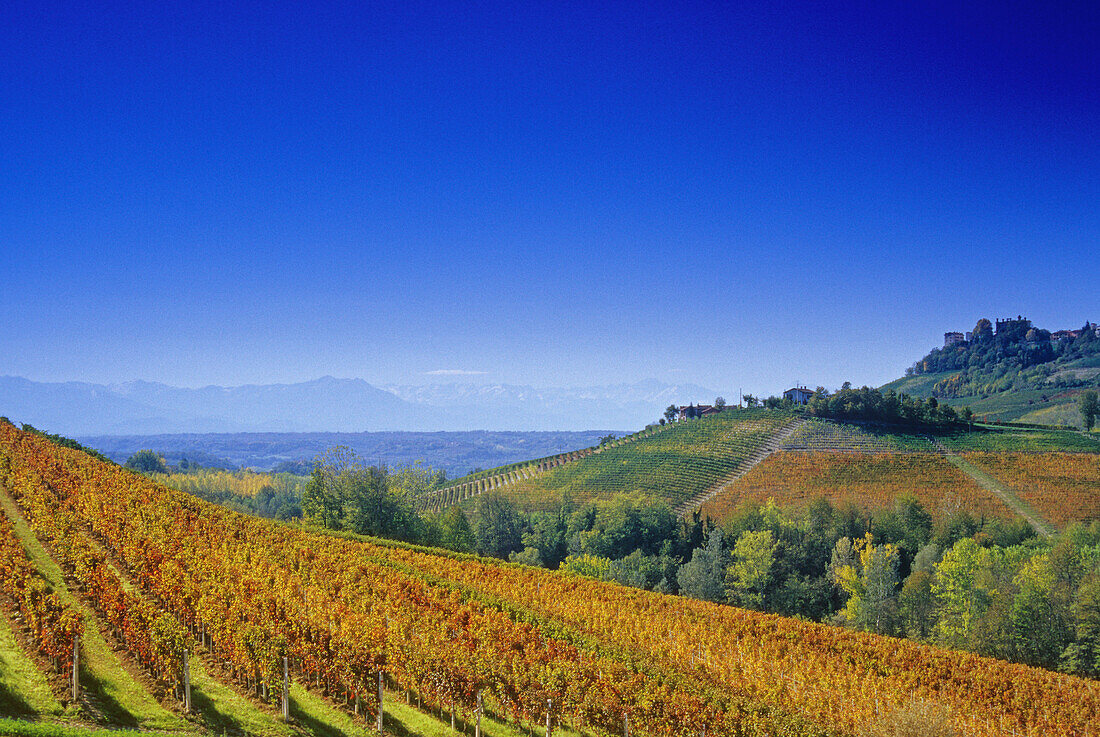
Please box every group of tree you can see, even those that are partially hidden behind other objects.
[908,317,1100,399]
[758,385,970,428]
[805,385,969,427]
[439,484,1100,679]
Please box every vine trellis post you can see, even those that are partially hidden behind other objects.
[71,634,80,702]
[282,656,290,721]
[376,670,384,732]
[183,649,191,713]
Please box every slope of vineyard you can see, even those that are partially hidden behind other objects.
[699,452,1020,526]
[779,418,938,452]
[2,422,1099,737]
[961,452,1100,529]
[455,409,798,512]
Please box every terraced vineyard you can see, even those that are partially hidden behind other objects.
[961,452,1100,528]
[779,418,938,452]
[464,409,797,512]
[701,452,1019,525]
[941,427,1100,453]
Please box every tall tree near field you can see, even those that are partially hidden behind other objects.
[932,538,990,649]
[677,528,728,603]
[832,534,901,635]
[725,529,776,610]
[1079,389,1099,431]
[125,449,169,474]
[474,492,523,559]
[439,505,476,553]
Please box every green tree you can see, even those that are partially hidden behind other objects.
[300,446,420,539]
[972,318,993,342]
[439,505,476,553]
[1010,553,1071,669]
[677,528,728,603]
[899,570,936,640]
[474,492,523,559]
[561,553,611,579]
[664,405,678,423]
[743,394,759,408]
[714,396,726,409]
[1062,571,1100,676]
[1079,390,1099,431]
[125,449,169,474]
[725,529,776,610]
[932,538,990,649]
[832,534,901,635]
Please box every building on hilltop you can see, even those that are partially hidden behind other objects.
[995,316,1031,335]
[783,386,814,405]
[944,332,965,348]
[677,403,721,420]
[1051,323,1098,342]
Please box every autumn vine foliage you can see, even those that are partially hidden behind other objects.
[0,507,82,678]
[3,421,1100,736]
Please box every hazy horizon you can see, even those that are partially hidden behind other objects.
[3,3,1097,400]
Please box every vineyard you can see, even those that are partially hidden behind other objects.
[699,452,1019,526]
[779,419,938,453]
[151,469,303,499]
[461,410,796,513]
[960,452,1100,529]
[1,422,1099,736]
[940,427,1100,453]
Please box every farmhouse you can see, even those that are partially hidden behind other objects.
[943,332,965,348]
[677,403,721,420]
[783,386,814,405]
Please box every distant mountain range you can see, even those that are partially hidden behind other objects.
[0,375,720,435]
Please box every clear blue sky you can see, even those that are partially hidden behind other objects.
[2,1,1097,397]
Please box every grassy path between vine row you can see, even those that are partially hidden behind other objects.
[937,452,1056,537]
[0,485,189,731]
[1,475,587,737]
[0,606,62,718]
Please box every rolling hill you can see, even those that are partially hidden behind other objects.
[421,410,1100,535]
[881,317,1100,426]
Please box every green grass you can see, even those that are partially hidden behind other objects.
[184,653,292,737]
[383,693,585,737]
[467,409,796,512]
[0,610,62,718]
[0,720,174,737]
[0,490,189,731]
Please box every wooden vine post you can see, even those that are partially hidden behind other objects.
[71,633,80,702]
[183,649,192,713]
[546,699,552,737]
[282,656,290,722]
[623,713,630,737]
[376,670,384,733]
[476,691,482,737]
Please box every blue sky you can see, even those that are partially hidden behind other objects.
[2,1,1098,398]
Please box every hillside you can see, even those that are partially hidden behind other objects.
[421,409,1098,529]
[881,316,1100,425]
[2,423,1099,737]
[701,417,1100,534]
[428,408,799,514]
